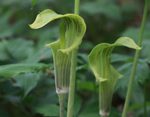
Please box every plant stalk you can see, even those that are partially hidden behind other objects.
[122,0,148,117]
[74,0,80,14]
[67,0,80,116]
[58,93,65,117]
[67,50,78,117]
[99,85,110,117]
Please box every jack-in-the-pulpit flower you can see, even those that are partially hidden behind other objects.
[29,9,86,94]
[30,9,86,117]
[88,37,141,117]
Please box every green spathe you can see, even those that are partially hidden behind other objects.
[30,9,86,94]
[88,37,141,116]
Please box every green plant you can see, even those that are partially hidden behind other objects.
[88,37,140,117]
[0,0,149,117]
[122,0,149,117]
[67,0,81,117]
[29,7,86,117]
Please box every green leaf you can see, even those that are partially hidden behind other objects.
[117,60,150,103]
[14,72,41,97]
[141,39,150,63]
[0,11,13,38]
[81,1,122,20]
[25,48,51,63]
[5,38,34,61]
[88,37,140,115]
[35,104,59,116]
[0,63,48,78]
[0,38,34,62]
[30,9,86,93]
[0,41,10,61]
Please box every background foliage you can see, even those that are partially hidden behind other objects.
[0,0,150,117]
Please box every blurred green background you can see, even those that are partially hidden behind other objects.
[0,0,150,117]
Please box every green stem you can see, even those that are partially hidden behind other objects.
[122,0,148,117]
[74,0,80,14]
[67,0,80,117]
[58,93,65,117]
[99,85,110,117]
[67,50,78,117]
